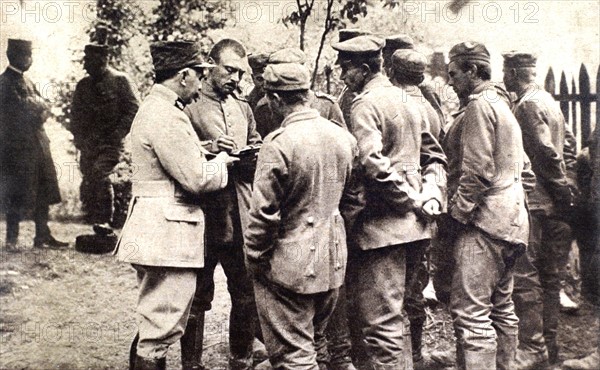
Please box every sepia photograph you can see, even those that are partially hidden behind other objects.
[1,0,599,369]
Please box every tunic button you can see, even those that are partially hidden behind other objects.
[308,269,315,276]
[310,245,316,251]
[307,216,314,225]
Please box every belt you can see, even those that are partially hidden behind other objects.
[132,180,177,197]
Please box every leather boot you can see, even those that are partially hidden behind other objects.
[410,318,425,364]
[181,313,205,370]
[496,333,517,370]
[563,349,600,369]
[133,355,166,370]
[430,348,457,367]
[515,346,549,370]
[129,333,139,370]
[464,350,496,370]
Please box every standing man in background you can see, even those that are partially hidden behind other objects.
[70,26,139,233]
[503,51,576,369]
[184,38,261,370]
[0,38,68,250]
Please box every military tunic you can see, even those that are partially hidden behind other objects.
[443,83,529,364]
[115,83,228,359]
[184,81,261,361]
[245,108,359,369]
[346,73,447,368]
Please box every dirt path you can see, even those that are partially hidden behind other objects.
[0,221,597,369]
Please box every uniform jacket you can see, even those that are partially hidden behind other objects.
[403,84,444,141]
[0,67,61,213]
[513,86,572,214]
[70,67,139,150]
[245,109,359,294]
[338,87,357,131]
[254,90,346,138]
[444,83,529,246]
[184,82,262,246]
[115,84,228,267]
[349,73,447,250]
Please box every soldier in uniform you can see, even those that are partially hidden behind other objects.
[383,34,446,133]
[336,29,371,129]
[70,29,140,231]
[183,38,261,370]
[502,52,576,369]
[247,52,269,111]
[253,48,346,138]
[0,38,68,249]
[387,48,445,367]
[333,35,447,369]
[115,40,234,370]
[444,42,529,369]
[244,61,360,370]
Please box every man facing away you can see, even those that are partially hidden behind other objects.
[245,61,361,370]
[502,51,576,369]
[115,41,235,370]
[332,35,447,369]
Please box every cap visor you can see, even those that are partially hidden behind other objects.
[191,62,216,69]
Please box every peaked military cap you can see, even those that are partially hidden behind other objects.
[268,48,307,65]
[332,35,385,64]
[338,28,371,42]
[502,51,537,68]
[150,41,215,72]
[384,34,415,52]
[392,49,427,74]
[449,41,490,65]
[7,39,32,55]
[263,63,310,91]
[248,52,270,71]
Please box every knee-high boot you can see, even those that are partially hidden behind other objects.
[181,313,205,370]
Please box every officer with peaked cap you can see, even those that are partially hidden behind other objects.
[247,52,270,111]
[253,48,346,138]
[442,41,530,369]
[115,40,235,370]
[69,25,139,234]
[333,35,447,369]
[503,51,576,369]
[0,39,68,250]
[245,61,360,370]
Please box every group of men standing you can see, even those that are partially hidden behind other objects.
[1,25,597,370]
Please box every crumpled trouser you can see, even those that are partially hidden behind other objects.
[350,242,427,369]
[513,212,572,359]
[132,264,196,359]
[450,226,520,370]
[253,278,338,370]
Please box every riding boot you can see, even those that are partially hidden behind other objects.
[181,313,205,370]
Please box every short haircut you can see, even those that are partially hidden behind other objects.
[154,68,180,84]
[267,89,309,105]
[209,38,246,64]
[457,60,491,81]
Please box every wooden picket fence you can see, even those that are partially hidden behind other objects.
[544,64,600,150]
